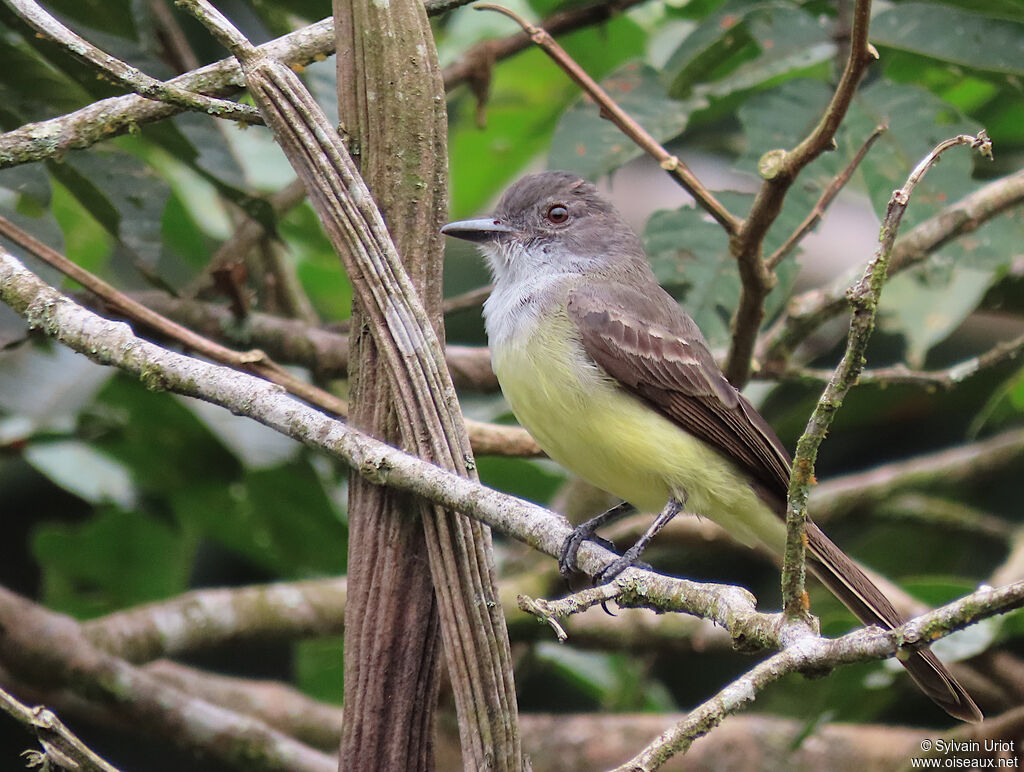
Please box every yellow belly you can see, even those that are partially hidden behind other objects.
[492,313,785,551]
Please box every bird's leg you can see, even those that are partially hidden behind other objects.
[558,500,635,578]
[595,496,685,584]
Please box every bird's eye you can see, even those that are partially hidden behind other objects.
[545,204,569,224]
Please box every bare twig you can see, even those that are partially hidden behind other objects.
[442,283,493,315]
[442,0,648,90]
[723,0,876,386]
[781,131,993,618]
[4,0,261,123]
[475,3,741,235]
[766,329,1024,390]
[613,579,1024,771]
[0,686,121,772]
[765,124,886,270]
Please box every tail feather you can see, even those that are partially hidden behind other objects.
[805,521,982,723]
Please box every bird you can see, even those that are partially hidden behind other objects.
[440,170,982,723]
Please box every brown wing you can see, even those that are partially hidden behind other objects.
[567,282,791,498]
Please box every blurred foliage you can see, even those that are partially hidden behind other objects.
[0,0,1023,766]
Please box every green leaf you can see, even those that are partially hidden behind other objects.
[295,637,344,704]
[93,375,241,495]
[645,205,737,346]
[34,0,138,41]
[0,35,89,127]
[24,440,136,508]
[968,362,1024,435]
[171,461,347,578]
[666,2,834,100]
[179,395,301,469]
[281,202,353,321]
[0,343,110,432]
[49,148,171,272]
[33,508,190,618]
[881,265,995,368]
[476,455,565,504]
[845,81,981,227]
[871,3,1024,76]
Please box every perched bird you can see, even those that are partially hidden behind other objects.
[441,170,981,722]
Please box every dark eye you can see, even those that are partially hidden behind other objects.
[545,204,569,224]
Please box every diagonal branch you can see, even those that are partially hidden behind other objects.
[781,131,993,618]
[765,124,886,270]
[475,3,741,234]
[0,686,121,772]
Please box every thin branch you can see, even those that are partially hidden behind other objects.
[442,0,648,89]
[475,3,741,235]
[767,329,1024,390]
[759,167,1024,369]
[812,426,1024,523]
[109,290,499,391]
[0,686,121,772]
[765,124,886,270]
[1,216,532,454]
[4,0,261,124]
[442,283,493,316]
[723,0,876,386]
[614,579,1024,772]
[780,131,993,619]
[0,214,349,409]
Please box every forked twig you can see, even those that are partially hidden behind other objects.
[766,125,886,270]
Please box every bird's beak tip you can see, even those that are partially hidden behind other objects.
[440,218,513,243]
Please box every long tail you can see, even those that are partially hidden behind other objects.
[805,521,982,722]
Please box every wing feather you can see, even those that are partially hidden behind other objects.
[567,283,791,497]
